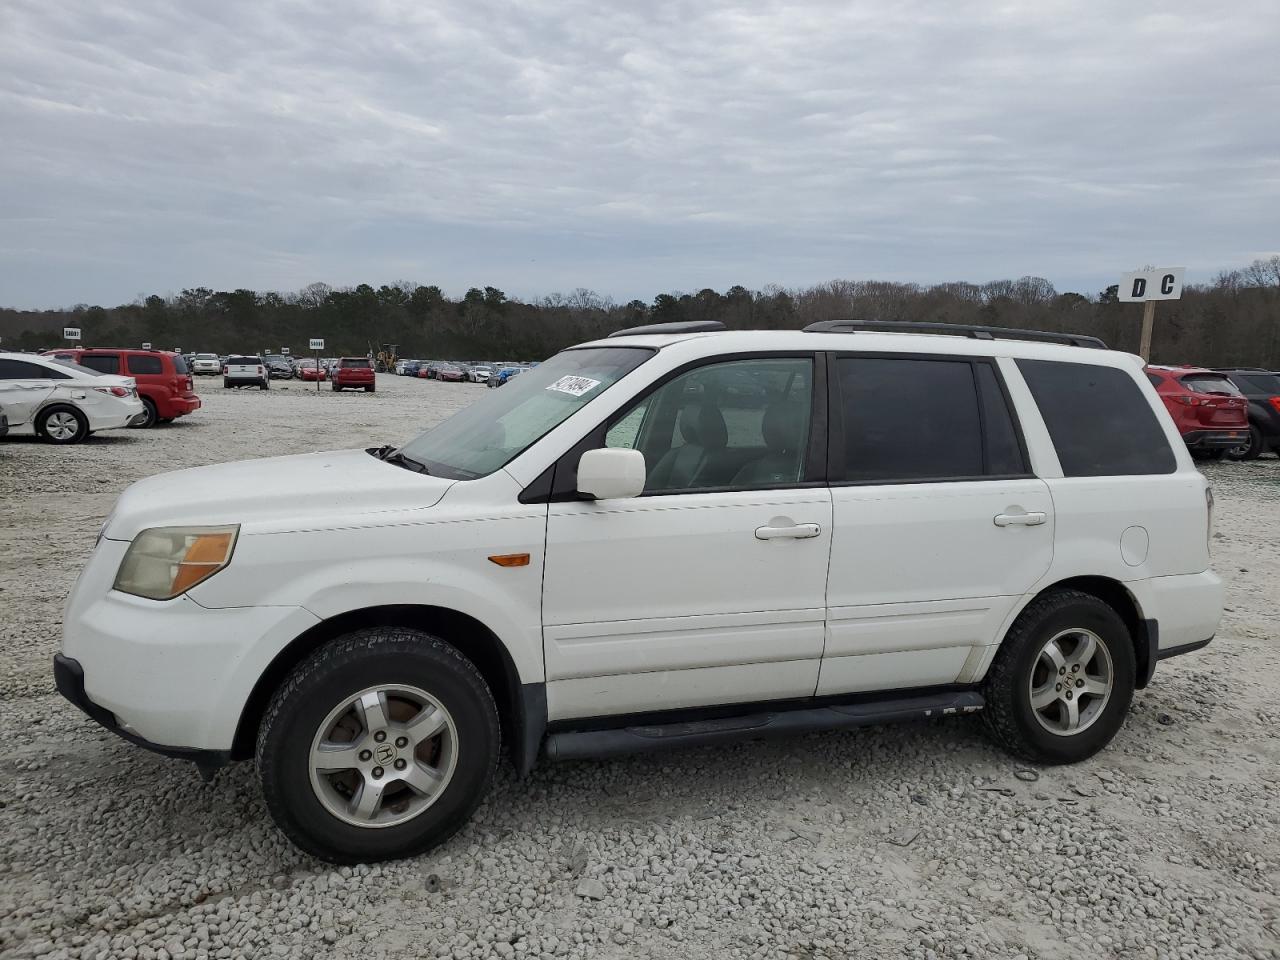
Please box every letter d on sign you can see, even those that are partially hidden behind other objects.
[1130,278,1147,299]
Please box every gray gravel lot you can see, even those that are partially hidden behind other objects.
[1,373,1278,960]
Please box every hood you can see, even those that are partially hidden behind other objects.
[104,448,455,540]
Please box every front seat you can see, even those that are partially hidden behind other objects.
[645,403,728,491]
[731,401,807,486]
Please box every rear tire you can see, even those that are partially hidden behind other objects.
[256,627,500,863]
[35,405,90,444]
[260,380,269,390]
[1225,424,1263,461]
[365,385,375,393]
[132,398,157,429]
[223,379,231,389]
[982,589,1135,764]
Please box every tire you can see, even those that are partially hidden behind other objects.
[257,627,500,863]
[332,383,340,392]
[35,405,90,444]
[260,380,269,391]
[1225,424,1263,461]
[157,418,175,424]
[223,379,231,389]
[132,397,157,429]
[981,589,1135,765]
[365,385,375,393]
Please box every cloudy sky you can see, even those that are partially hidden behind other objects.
[1,0,1277,308]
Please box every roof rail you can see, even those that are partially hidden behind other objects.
[607,321,726,338]
[802,319,1108,349]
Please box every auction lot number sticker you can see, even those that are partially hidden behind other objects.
[546,375,601,397]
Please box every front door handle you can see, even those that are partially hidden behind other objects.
[755,522,821,540]
[993,511,1047,527]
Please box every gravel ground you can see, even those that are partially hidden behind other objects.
[1,373,1278,960]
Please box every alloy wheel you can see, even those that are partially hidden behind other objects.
[1028,628,1114,736]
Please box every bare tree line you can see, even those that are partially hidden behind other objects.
[1,257,1276,367]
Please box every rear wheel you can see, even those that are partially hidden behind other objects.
[1225,424,1263,461]
[260,380,270,390]
[365,385,375,393]
[257,627,499,863]
[132,397,157,429]
[223,379,231,389]
[982,590,1135,764]
[35,405,90,444]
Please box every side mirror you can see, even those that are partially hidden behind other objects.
[577,448,646,500]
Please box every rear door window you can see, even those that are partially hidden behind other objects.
[834,356,1025,482]
[79,354,121,375]
[126,355,163,375]
[1179,374,1240,395]
[1016,359,1176,476]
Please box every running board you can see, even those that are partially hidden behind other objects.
[543,691,984,761]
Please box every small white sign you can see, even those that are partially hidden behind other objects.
[1119,267,1185,302]
[546,375,601,397]
[63,327,82,340]
[281,346,291,355]
[141,342,152,350]
[309,338,325,351]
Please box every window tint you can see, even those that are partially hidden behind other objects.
[127,354,163,375]
[1146,373,1164,387]
[607,357,814,492]
[1236,373,1280,394]
[1016,359,1176,477]
[0,359,67,379]
[340,358,371,368]
[836,357,982,481]
[974,362,1028,475]
[79,354,121,375]
[170,354,189,374]
[228,356,260,365]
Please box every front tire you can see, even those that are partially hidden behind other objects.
[982,590,1135,764]
[256,627,500,863]
[132,397,157,429]
[35,405,89,444]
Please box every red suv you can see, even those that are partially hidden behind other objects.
[332,357,375,392]
[1146,365,1248,459]
[43,348,201,428]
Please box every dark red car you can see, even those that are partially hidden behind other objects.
[332,357,375,392]
[43,348,201,428]
[1146,365,1248,459]
[437,364,466,382]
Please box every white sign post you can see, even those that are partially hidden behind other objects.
[281,346,291,355]
[1119,267,1185,361]
[309,339,325,392]
[141,342,152,350]
[63,327,81,342]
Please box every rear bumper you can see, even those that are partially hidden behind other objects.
[54,653,230,772]
[161,395,201,417]
[1182,429,1248,450]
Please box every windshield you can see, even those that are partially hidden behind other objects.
[50,358,114,378]
[397,346,653,479]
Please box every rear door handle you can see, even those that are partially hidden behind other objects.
[755,522,822,540]
[993,512,1047,527]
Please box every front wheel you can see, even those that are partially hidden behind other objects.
[982,590,1135,764]
[132,397,157,429]
[256,628,500,863]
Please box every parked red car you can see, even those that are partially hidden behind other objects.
[1146,365,1248,459]
[332,357,375,392]
[43,348,200,428]
[294,359,327,382]
[437,364,466,382]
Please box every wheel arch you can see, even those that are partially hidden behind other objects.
[997,576,1154,688]
[231,604,545,773]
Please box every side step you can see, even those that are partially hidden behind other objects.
[543,691,984,761]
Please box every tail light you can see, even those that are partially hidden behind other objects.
[1205,486,1215,553]
[95,386,131,398]
[185,376,194,390]
[258,366,265,376]
[1270,397,1280,414]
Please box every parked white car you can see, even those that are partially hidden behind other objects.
[56,320,1222,862]
[0,352,145,443]
[191,353,222,376]
[468,364,493,383]
[223,355,269,390]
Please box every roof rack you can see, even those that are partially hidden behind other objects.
[607,320,726,338]
[802,319,1108,349]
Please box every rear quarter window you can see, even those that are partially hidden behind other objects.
[170,354,189,374]
[1016,359,1176,477]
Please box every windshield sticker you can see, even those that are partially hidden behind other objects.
[546,375,601,398]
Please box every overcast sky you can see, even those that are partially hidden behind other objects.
[2,0,1278,309]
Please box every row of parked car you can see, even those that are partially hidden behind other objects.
[217,355,376,391]
[393,359,536,387]
[1147,365,1280,461]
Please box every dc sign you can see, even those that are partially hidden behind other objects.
[1119,268,1184,302]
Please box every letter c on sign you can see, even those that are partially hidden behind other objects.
[1131,278,1147,299]
[1161,274,1175,295]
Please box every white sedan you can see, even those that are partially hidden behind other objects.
[191,353,223,376]
[0,352,145,444]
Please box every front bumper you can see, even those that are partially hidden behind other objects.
[54,653,230,773]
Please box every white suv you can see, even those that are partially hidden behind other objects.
[56,320,1223,862]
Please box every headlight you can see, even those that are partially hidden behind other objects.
[113,525,239,600]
